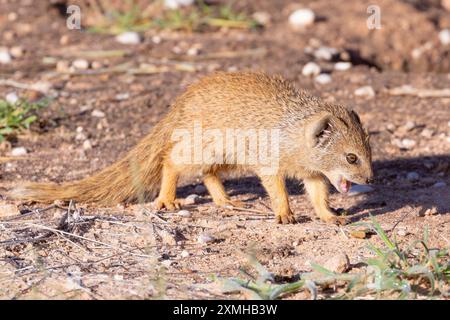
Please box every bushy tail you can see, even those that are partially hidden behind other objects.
[8,115,176,205]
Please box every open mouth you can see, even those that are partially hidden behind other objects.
[339,176,352,193]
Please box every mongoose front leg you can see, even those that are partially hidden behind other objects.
[154,160,181,210]
[203,173,244,208]
[259,175,296,224]
[303,176,347,225]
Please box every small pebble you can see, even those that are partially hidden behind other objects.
[420,128,434,138]
[72,59,89,70]
[197,233,215,244]
[302,62,321,77]
[184,194,199,205]
[314,74,332,85]
[0,49,12,64]
[115,31,141,45]
[11,147,27,156]
[152,35,162,44]
[180,250,190,258]
[289,9,315,29]
[115,93,130,101]
[348,184,374,196]
[334,62,352,71]
[252,11,271,26]
[323,253,350,273]
[313,47,338,61]
[164,0,194,9]
[401,138,416,149]
[176,210,192,218]
[5,92,19,104]
[439,29,450,46]
[83,140,93,150]
[424,207,438,216]
[187,47,199,56]
[354,86,375,98]
[404,121,416,131]
[432,181,446,188]
[406,172,420,181]
[397,229,408,237]
[91,109,105,118]
[194,185,207,194]
[9,46,24,58]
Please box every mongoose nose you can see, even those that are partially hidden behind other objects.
[366,177,374,184]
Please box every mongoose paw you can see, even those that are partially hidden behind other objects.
[154,198,182,211]
[276,212,297,224]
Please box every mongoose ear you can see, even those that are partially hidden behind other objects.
[305,113,332,148]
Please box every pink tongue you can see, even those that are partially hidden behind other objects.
[341,179,351,193]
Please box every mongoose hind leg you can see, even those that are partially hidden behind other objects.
[303,176,348,225]
[154,160,181,211]
[259,174,296,224]
[203,173,245,208]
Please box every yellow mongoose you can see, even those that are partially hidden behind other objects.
[9,72,373,224]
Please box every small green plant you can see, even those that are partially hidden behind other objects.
[88,1,258,34]
[0,98,48,141]
[215,216,449,300]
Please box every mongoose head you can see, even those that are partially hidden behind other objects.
[304,108,373,193]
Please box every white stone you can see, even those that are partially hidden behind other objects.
[314,47,338,61]
[354,86,375,98]
[197,233,215,244]
[314,74,332,85]
[72,59,89,70]
[194,185,207,194]
[5,92,19,104]
[420,128,434,138]
[289,9,315,29]
[180,250,190,258]
[176,210,192,218]
[334,62,352,71]
[406,172,420,181]
[91,109,105,118]
[164,0,194,10]
[302,62,321,77]
[0,49,12,64]
[433,182,446,188]
[151,36,162,44]
[115,31,141,45]
[348,184,374,196]
[83,139,93,150]
[439,29,450,46]
[401,138,416,149]
[187,47,199,56]
[115,93,130,101]
[11,147,27,156]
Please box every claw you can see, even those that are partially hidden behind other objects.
[154,198,182,211]
[275,212,297,224]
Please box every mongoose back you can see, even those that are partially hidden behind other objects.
[9,72,373,224]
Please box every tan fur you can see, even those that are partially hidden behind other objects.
[8,72,373,224]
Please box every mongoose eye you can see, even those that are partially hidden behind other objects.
[346,153,358,164]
